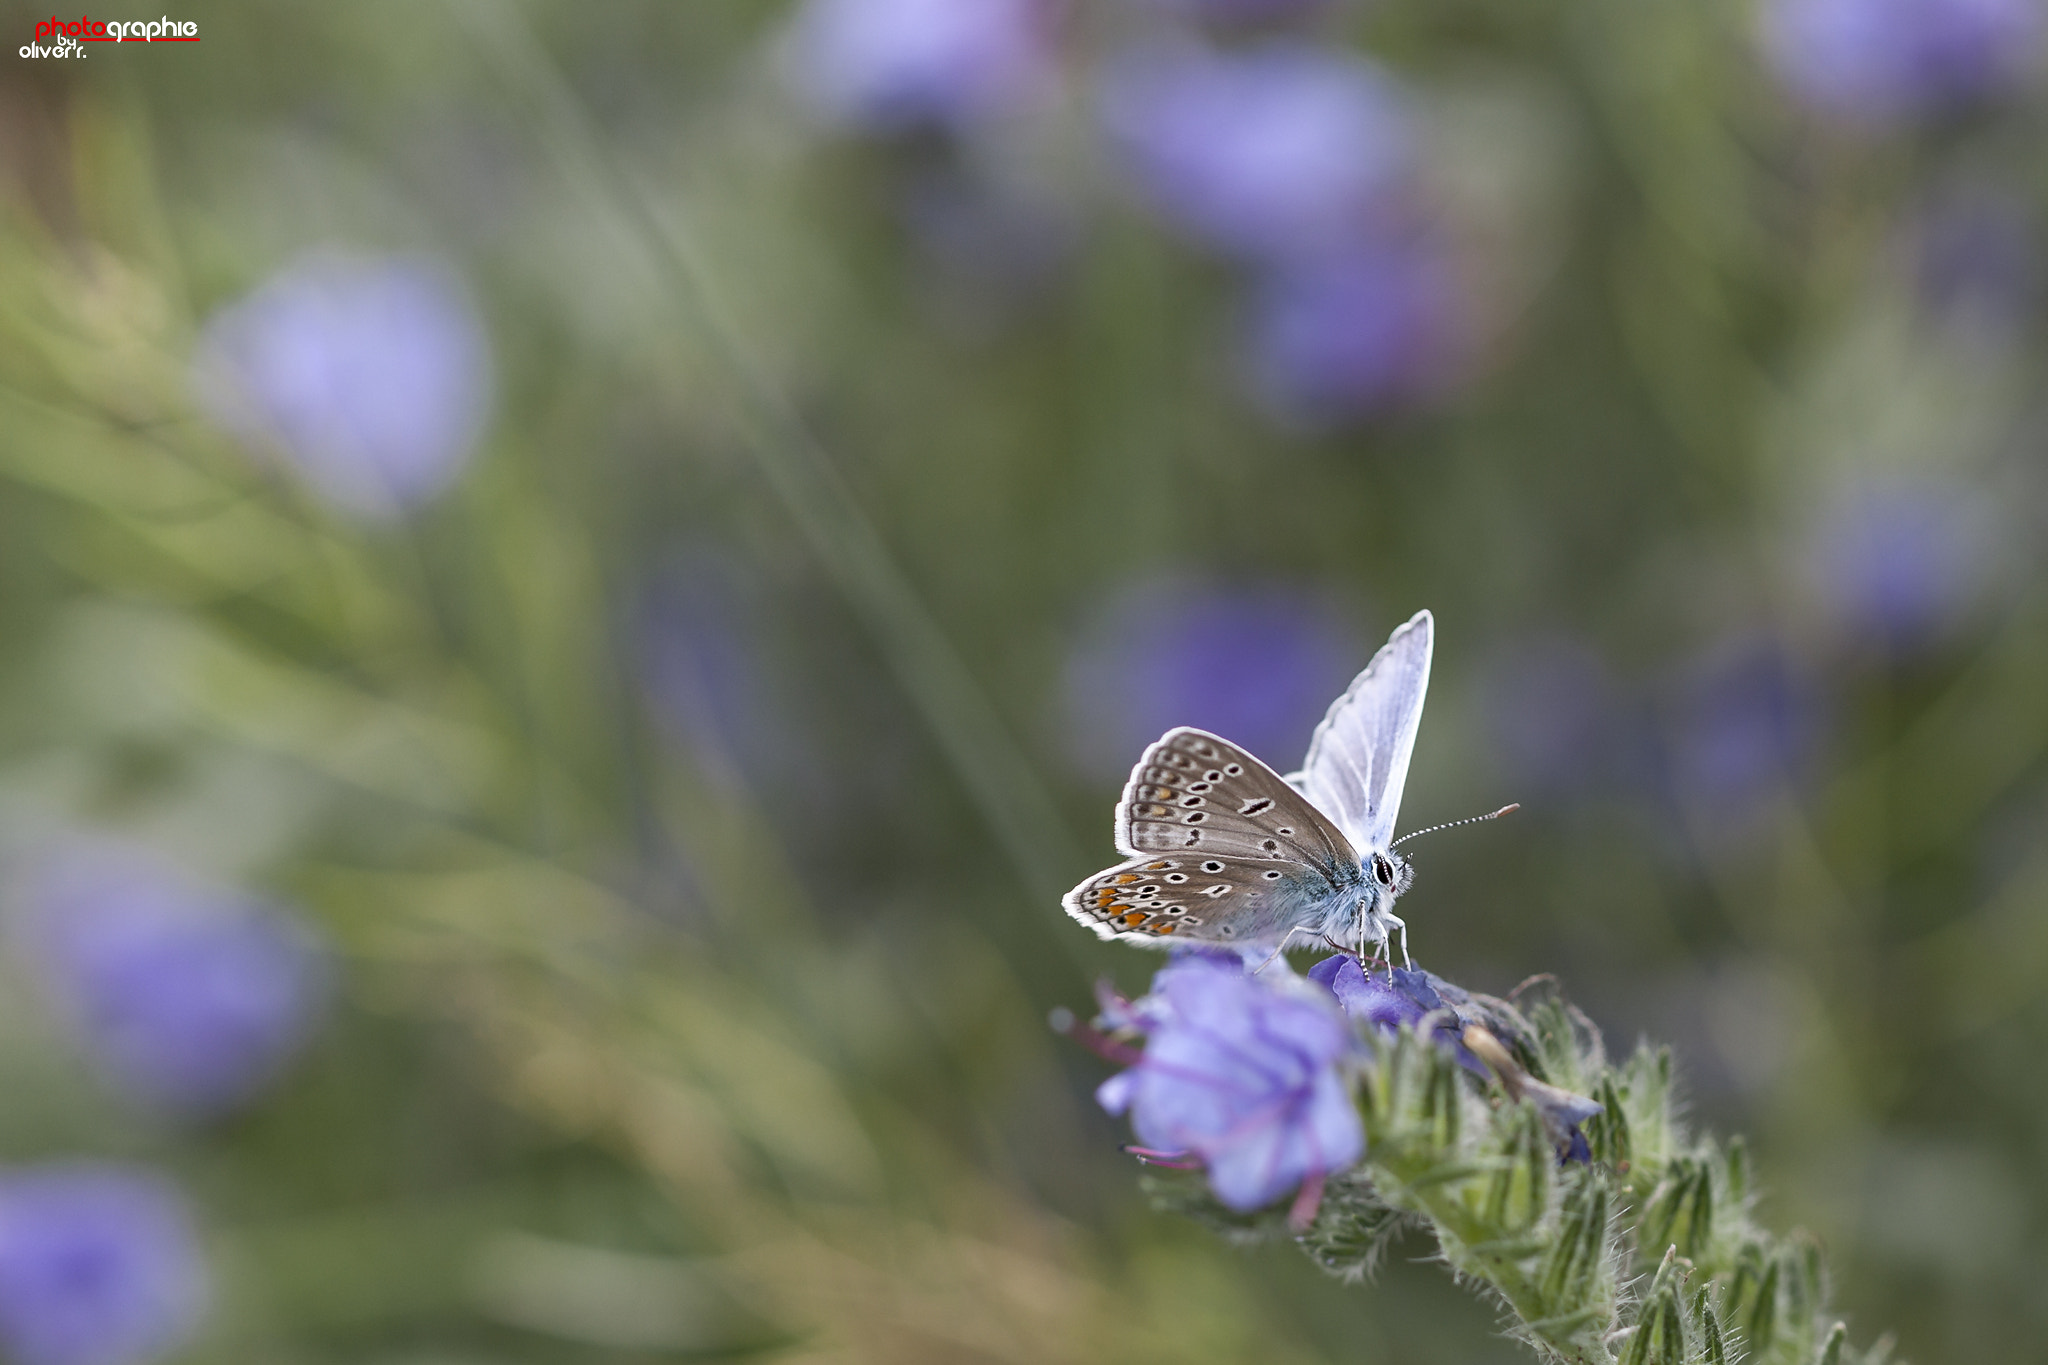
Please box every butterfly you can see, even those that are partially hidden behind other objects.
[1064,609,1496,969]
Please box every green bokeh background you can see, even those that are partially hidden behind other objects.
[2,1,2045,1361]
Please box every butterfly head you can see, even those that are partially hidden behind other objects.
[1367,849,1414,903]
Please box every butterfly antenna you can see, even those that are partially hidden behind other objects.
[1391,804,1520,849]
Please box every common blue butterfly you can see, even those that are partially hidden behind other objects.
[1065,610,1504,967]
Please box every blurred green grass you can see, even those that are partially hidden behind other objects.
[0,1,2044,1360]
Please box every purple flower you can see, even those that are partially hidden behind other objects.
[1760,0,2043,124]
[1808,478,1997,651]
[1097,955,1363,1211]
[192,252,492,518]
[1480,633,1642,798]
[1910,186,2039,344]
[1315,960,1603,1161]
[1519,1074,1601,1165]
[898,169,1079,328]
[1243,237,1468,423]
[0,1165,208,1365]
[1661,636,1821,824]
[1457,1021,1605,1164]
[640,550,773,787]
[1146,0,1334,20]
[1307,955,1487,1075]
[781,0,1054,132]
[638,547,826,801]
[1100,42,1415,263]
[12,841,328,1117]
[1062,575,1357,781]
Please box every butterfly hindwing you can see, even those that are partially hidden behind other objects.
[1059,728,1364,949]
[1061,852,1348,947]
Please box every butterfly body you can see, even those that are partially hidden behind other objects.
[1064,610,1435,963]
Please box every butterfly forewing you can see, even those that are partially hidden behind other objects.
[1291,609,1432,852]
[1116,729,1353,865]
[1061,728,1362,948]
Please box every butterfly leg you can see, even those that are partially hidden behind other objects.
[1251,925,1313,976]
[1357,909,1395,982]
[1382,912,1411,972]
[1351,912,1384,978]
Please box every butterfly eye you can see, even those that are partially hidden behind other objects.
[1372,855,1394,888]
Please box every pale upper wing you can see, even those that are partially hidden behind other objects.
[1288,609,1433,852]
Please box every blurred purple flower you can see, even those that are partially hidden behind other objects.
[1243,237,1468,423]
[639,549,803,795]
[1147,0,1334,20]
[1808,478,1996,651]
[1100,42,1414,263]
[1760,0,2043,123]
[899,169,1079,327]
[1062,575,1357,780]
[1911,186,2039,344]
[192,252,492,518]
[13,841,327,1118]
[782,0,1055,132]
[1481,633,1631,798]
[0,1165,208,1365]
[1662,637,1821,822]
[1097,954,1363,1211]
[1308,955,1487,1074]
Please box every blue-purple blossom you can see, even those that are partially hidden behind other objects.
[1521,1076,1601,1165]
[1307,955,1486,1075]
[191,252,492,518]
[898,169,1079,327]
[1808,479,1996,651]
[1662,636,1821,823]
[0,1165,208,1365]
[1911,186,2039,344]
[1760,0,2043,124]
[13,841,327,1117]
[781,0,1054,132]
[1096,955,1363,1211]
[1099,42,1414,263]
[1145,0,1334,20]
[638,546,827,802]
[1480,633,1631,798]
[1062,575,1357,781]
[638,549,919,859]
[1312,958,1601,1161]
[1243,237,1467,423]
